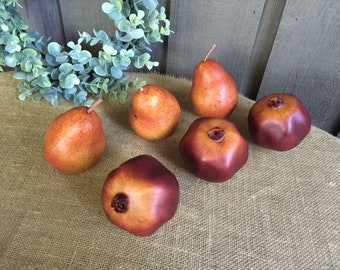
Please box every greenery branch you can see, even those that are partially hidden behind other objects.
[0,0,172,106]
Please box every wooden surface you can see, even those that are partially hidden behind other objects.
[167,0,266,94]
[18,1,340,137]
[258,0,340,136]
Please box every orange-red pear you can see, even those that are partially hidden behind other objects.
[190,44,238,118]
[129,84,181,140]
[44,99,106,174]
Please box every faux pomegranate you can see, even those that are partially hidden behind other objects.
[179,117,248,182]
[248,93,311,151]
[101,155,179,236]
[44,99,106,174]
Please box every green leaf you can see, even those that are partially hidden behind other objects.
[55,52,69,63]
[72,64,84,72]
[142,0,158,10]
[59,63,73,74]
[103,44,117,55]
[5,42,21,53]
[102,2,115,14]
[45,54,57,66]
[51,69,60,80]
[111,66,123,79]
[22,48,38,57]
[5,55,17,67]
[129,29,144,39]
[95,30,109,41]
[78,50,92,63]
[38,76,52,88]
[18,93,26,101]
[134,53,150,69]
[1,24,9,31]
[32,95,42,103]
[20,58,33,72]
[47,42,62,57]
[94,65,107,76]
[65,74,80,89]
[13,71,27,80]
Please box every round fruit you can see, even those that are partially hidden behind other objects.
[44,99,106,174]
[179,117,248,182]
[248,93,311,151]
[101,155,179,236]
[190,44,238,118]
[129,84,181,140]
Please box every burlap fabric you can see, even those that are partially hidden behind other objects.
[0,71,339,269]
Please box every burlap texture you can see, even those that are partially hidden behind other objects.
[0,71,339,269]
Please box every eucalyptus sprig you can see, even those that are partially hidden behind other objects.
[0,0,172,106]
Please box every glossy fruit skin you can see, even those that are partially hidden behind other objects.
[248,93,311,151]
[44,106,106,174]
[129,84,181,140]
[101,155,179,236]
[190,59,238,118]
[179,117,248,182]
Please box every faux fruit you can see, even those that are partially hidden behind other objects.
[129,84,181,140]
[248,93,311,151]
[179,117,248,182]
[101,155,179,236]
[190,44,238,118]
[44,99,106,174]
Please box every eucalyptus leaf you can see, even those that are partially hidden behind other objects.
[13,71,27,80]
[142,0,158,10]
[47,42,62,57]
[2,0,172,106]
[129,29,144,39]
[103,44,117,55]
[111,66,123,79]
[59,62,73,74]
[65,74,80,89]
[22,48,38,57]
[5,54,17,67]
[94,65,107,76]
[32,94,42,103]
[55,52,69,63]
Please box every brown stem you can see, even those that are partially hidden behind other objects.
[139,86,148,94]
[204,44,217,62]
[111,193,129,213]
[208,127,225,142]
[87,98,103,113]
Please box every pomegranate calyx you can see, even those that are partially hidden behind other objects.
[208,127,225,142]
[267,96,284,108]
[111,193,129,213]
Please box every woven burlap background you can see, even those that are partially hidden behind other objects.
[0,71,339,269]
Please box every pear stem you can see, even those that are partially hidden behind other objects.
[139,86,148,94]
[87,98,103,114]
[204,44,217,62]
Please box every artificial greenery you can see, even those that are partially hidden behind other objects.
[0,0,171,106]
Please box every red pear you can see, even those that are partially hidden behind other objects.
[129,84,181,140]
[190,44,238,118]
[44,99,106,173]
